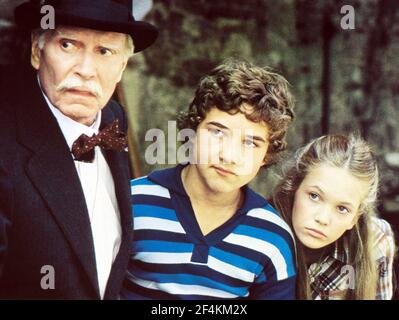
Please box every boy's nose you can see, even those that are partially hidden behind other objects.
[219,139,244,165]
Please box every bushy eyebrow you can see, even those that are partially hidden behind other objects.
[206,121,228,130]
[246,134,266,143]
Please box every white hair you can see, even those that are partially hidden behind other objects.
[33,28,135,60]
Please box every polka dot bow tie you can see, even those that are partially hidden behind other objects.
[71,119,127,163]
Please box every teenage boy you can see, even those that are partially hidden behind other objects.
[121,60,296,299]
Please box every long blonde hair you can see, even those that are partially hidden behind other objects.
[273,134,379,299]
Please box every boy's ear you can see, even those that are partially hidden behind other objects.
[262,152,270,166]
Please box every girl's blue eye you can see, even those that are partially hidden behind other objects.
[337,205,350,214]
[309,192,319,201]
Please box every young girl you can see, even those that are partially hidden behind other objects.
[273,134,396,300]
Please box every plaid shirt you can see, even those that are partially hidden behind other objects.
[308,217,395,300]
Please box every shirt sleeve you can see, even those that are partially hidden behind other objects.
[373,218,396,300]
[248,234,297,300]
[248,274,297,300]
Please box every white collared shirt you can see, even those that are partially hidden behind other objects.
[41,87,122,299]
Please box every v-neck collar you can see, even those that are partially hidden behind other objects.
[148,164,268,246]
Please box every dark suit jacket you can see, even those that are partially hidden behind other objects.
[0,72,133,299]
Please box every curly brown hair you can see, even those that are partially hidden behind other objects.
[177,59,295,166]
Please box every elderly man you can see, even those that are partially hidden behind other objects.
[0,0,158,299]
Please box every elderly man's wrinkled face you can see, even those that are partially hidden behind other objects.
[31,26,130,125]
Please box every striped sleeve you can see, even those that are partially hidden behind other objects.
[243,207,297,299]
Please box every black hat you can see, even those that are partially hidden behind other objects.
[14,0,158,53]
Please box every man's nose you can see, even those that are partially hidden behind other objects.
[74,52,97,79]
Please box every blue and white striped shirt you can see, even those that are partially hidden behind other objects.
[121,165,297,300]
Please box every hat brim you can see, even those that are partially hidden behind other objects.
[15,2,158,53]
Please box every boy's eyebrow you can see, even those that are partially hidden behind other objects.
[245,134,267,143]
[206,121,229,130]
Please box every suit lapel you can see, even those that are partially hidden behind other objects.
[16,77,100,297]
